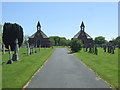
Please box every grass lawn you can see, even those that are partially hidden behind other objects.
[2,47,55,88]
[0,52,2,90]
[74,48,118,89]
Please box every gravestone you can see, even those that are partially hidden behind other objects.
[35,45,37,53]
[85,47,88,52]
[111,46,114,54]
[27,43,30,55]
[30,48,32,55]
[39,45,41,51]
[103,45,106,52]
[32,47,33,54]
[107,46,110,53]
[94,46,98,55]
[2,43,5,55]
[12,39,19,61]
[35,40,37,53]
[89,47,92,53]
[7,45,13,64]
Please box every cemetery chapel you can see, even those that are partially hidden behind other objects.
[28,21,51,47]
[73,21,94,48]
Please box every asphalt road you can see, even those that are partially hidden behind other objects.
[26,48,111,89]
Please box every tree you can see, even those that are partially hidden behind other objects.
[66,39,71,46]
[70,38,82,52]
[112,36,120,48]
[94,36,106,45]
[59,37,67,46]
[49,36,71,46]
[49,36,60,46]
[54,36,60,46]
[49,37,55,46]
[22,35,29,47]
[0,24,2,44]
[2,23,24,51]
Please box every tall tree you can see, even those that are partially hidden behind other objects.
[2,22,24,51]
[94,36,106,45]
[0,24,2,44]
[49,37,55,46]
[59,37,67,46]
[49,36,70,46]
[49,36,60,46]
[112,36,120,48]
[23,35,29,46]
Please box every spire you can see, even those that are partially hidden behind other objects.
[80,21,85,31]
[37,21,41,31]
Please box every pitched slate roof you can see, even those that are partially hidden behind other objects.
[73,30,92,39]
[29,30,48,38]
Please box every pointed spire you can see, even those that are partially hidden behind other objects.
[37,21,41,31]
[80,21,85,31]
[81,21,85,27]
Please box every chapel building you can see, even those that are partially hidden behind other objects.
[73,21,94,48]
[28,21,51,48]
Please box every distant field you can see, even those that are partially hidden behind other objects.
[2,47,55,88]
[74,48,118,89]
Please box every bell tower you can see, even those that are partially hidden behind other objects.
[80,21,85,31]
[37,21,41,31]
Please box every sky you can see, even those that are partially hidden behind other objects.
[2,2,118,41]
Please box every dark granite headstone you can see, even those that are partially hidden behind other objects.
[7,45,13,64]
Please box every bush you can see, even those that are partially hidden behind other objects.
[70,38,82,52]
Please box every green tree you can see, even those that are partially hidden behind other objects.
[59,37,67,46]
[54,36,60,46]
[2,23,24,51]
[49,37,55,46]
[94,36,106,45]
[66,39,71,46]
[70,38,82,52]
[22,35,29,47]
[113,36,120,48]
[49,36,60,46]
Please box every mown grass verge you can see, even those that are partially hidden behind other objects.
[2,47,55,88]
[74,48,118,89]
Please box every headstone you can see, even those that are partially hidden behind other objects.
[110,46,112,53]
[91,47,94,54]
[7,45,13,64]
[103,45,106,52]
[2,43,5,55]
[107,46,110,53]
[27,43,30,55]
[12,39,19,61]
[32,47,33,53]
[30,48,32,55]
[111,46,114,54]
[89,47,92,53]
[35,44,37,53]
[85,47,88,52]
[95,46,98,55]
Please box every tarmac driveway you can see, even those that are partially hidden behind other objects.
[26,48,111,89]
